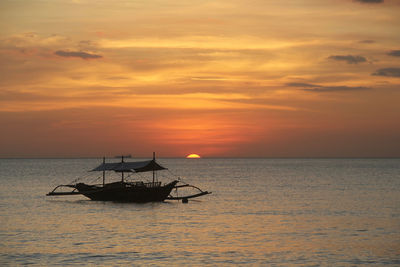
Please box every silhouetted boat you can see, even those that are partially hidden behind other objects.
[47,153,211,203]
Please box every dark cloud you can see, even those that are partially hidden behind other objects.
[54,50,102,59]
[354,0,384,3]
[286,82,369,92]
[286,82,319,88]
[387,50,400,57]
[359,40,375,44]
[328,55,367,64]
[372,68,400,77]
[303,86,369,92]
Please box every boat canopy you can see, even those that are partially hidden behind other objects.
[91,160,167,173]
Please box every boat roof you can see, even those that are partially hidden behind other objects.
[91,160,167,173]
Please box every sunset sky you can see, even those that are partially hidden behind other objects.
[1,0,399,158]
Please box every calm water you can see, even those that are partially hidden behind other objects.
[0,158,399,266]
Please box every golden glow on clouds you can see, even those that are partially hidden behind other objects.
[1,0,400,157]
[98,36,320,50]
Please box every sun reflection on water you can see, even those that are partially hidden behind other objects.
[1,158,399,265]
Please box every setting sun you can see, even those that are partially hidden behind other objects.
[186,154,201,159]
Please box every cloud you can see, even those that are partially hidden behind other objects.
[190,76,231,81]
[287,82,369,92]
[387,50,400,57]
[1,33,69,48]
[54,50,102,59]
[359,40,375,44]
[286,82,319,88]
[303,86,369,92]
[0,33,71,56]
[372,68,400,77]
[328,55,367,64]
[354,0,384,3]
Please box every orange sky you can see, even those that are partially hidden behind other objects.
[1,0,400,157]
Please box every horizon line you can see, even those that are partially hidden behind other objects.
[1,156,399,160]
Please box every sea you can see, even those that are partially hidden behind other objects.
[0,158,399,266]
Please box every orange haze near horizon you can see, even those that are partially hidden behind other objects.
[1,0,400,158]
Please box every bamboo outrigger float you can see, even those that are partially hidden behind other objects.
[47,153,211,203]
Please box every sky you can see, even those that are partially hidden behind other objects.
[0,0,399,158]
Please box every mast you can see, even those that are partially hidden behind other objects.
[121,155,124,182]
[102,156,105,186]
[114,154,131,183]
[152,152,155,184]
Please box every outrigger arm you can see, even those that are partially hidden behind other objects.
[166,183,211,200]
[46,184,82,196]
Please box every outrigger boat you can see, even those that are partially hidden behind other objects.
[47,153,211,203]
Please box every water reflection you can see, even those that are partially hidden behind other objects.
[1,158,399,265]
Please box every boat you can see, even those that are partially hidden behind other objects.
[47,153,211,203]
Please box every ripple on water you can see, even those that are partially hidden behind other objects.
[1,158,399,266]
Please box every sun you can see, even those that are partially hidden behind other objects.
[186,153,201,159]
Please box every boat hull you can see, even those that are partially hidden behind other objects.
[74,180,178,202]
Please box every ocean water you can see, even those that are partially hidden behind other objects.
[0,158,399,266]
